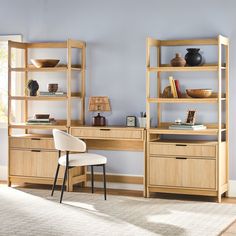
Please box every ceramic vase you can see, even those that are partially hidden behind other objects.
[170,53,186,67]
[185,48,202,66]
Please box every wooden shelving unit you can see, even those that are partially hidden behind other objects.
[145,35,229,202]
[8,39,86,189]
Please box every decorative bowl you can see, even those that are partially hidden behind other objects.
[35,114,50,119]
[31,59,60,68]
[48,83,58,93]
[186,89,213,98]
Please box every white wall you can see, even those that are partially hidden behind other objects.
[0,127,8,180]
[0,0,236,180]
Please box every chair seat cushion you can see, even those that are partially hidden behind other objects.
[58,153,107,167]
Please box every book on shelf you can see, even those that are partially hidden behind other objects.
[169,123,207,130]
[169,76,178,98]
[39,91,67,96]
[174,79,182,98]
[26,118,56,125]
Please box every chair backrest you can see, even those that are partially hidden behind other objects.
[53,129,86,152]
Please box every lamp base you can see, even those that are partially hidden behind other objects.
[92,113,106,126]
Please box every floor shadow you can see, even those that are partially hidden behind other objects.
[15,185,236,236]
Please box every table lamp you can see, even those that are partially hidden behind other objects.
[88,96,111,126]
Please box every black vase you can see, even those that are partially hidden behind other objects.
[185,48,202,66]
[27,80,39,96]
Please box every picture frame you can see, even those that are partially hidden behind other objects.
[126,116,136,127]
[185,110,196,124]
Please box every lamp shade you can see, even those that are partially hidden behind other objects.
[88,96,111,112]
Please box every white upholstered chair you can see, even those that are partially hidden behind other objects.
[51,129,107,203]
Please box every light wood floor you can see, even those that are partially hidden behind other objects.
[1,182,236,235]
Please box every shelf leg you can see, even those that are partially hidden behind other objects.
[224,191,229,198]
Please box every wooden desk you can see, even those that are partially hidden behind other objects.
[70,126,146,196]
[9,126,146,196]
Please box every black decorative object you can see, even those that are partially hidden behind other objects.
[27,80,39,96]
[185,48,202,66]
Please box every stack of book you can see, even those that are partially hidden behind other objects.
[169,123,207,130]
[26,118,56,125]
[169,76,182,98]
[39,91,66,96]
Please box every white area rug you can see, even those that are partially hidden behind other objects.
[0,186,235,236]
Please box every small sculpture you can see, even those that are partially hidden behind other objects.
[170,53,186,67]
[27,80,39,96]
[162,86,172,98]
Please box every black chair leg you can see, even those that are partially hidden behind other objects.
[60,165,68,203]
[103,164,107,200]
[91,165,94,193]
[51,164,60,196]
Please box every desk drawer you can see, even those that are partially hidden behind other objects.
[71,127,143,140]
[149,156,216,189]
[9,149,63,178]
[10,136,55,150]
[149,142,216,158]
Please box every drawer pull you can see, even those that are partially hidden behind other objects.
[100,129,111,131]
[176,144,187,147]
[31,150,41,152]
[31,138,41,141]
[176,157,187,160]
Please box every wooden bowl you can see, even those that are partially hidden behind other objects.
[35,114,50,119]
[48,83,58,93]
[31,59,60,68]
[186,89,213,98]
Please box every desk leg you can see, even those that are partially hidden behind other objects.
[143,132,147,198]
[82,166,87,187]
[67,168,73,192]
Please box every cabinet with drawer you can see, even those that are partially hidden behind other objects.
[9,134,85,189]
[9,134,61,185]
[149,142,216,158]
[149,156,216,189]
[10,135,55,150]
[147,140,226,199]
[145,36,229,202]
[9,149,63,178]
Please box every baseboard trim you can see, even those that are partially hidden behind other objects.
[0,165,7,181]
[229,180,236,197]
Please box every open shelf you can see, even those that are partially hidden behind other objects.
[148,97,226,104]
[10,93,81,101]
[10,66,82,72]
[148,127,225,136]
[9,122,67,130]
[9,40,85,49]
[10,96,68,101]
[147,65,225,72]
